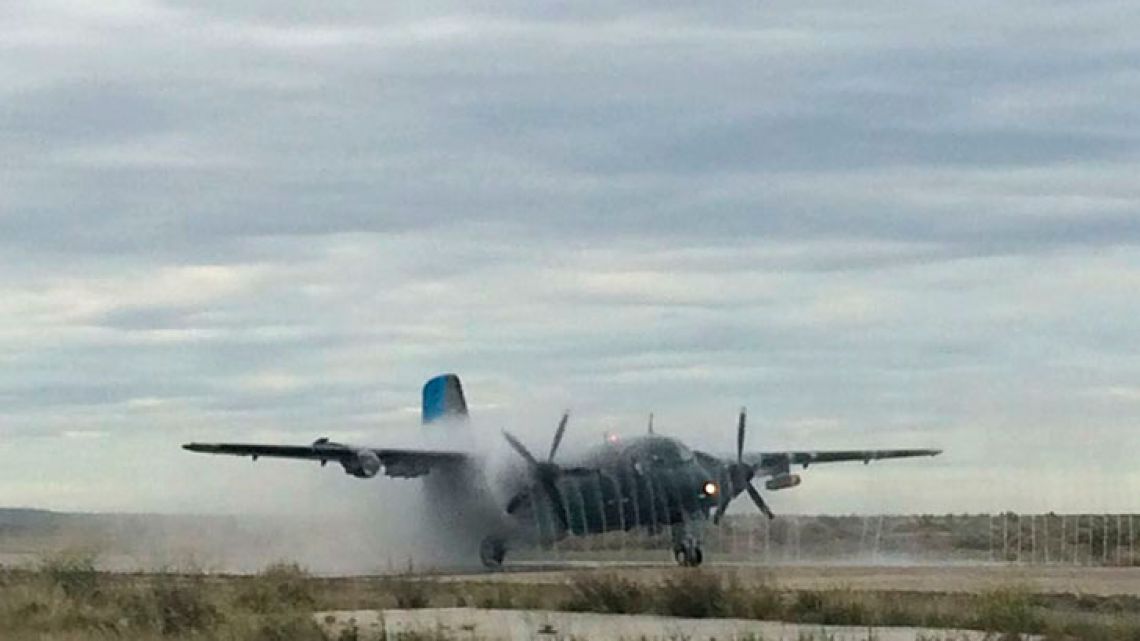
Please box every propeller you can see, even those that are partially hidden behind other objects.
[503,411,573,530]
[713,407,775,524]
[549,411,569,462]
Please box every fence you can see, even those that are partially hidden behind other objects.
[544,514,1140,566]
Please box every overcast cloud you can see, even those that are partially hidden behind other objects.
[1,0,1138,516]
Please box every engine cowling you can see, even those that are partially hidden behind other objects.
[341,449,381,478]
[765,473,802,491]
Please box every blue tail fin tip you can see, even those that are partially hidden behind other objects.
[422,373,468,424]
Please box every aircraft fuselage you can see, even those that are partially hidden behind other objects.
[503,434,726,543]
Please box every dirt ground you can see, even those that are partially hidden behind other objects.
[433,563,1140,596]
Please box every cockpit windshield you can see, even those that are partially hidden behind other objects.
[643,438,695,466]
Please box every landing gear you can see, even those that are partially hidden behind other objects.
[673,540,704,567]
[671,522,705,567]
[480,536,507,570]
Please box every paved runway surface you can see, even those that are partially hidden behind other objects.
[431,562,1140,596]
[320,607,1014,641]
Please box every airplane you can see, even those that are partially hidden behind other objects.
[184,373,941,568]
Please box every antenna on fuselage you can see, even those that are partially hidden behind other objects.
[648,413,654,435]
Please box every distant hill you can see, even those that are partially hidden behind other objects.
[0,508,68,534]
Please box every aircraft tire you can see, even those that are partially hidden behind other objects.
[480,536,506,570]
[673,543,703,567]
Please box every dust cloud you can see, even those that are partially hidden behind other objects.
[19,415,530,574]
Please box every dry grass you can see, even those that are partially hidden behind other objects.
[5,553,1140,640]
[0,553,326,641]
[563,572,649,613]
[554,569,1140,639]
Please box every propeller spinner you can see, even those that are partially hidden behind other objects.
[713,407,775,524]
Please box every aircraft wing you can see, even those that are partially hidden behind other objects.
[747,448,941,475]
[182,440,471,479]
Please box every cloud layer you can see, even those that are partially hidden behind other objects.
[1,0,1138,515]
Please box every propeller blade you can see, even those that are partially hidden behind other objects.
[506,479,570,532]
[548,411,569,462]
[712,501,728,525]
[541,476,570,531]
[736,407,747,464]
[712,466,730,524]
[503,430,574,531]
[745,482,775,520]
[502,430,539,468]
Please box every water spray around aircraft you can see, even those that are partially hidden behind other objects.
[184,374,941,568]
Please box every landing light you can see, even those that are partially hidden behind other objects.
[606,433,621,445]
[703,481,719,496]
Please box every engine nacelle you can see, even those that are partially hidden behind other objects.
[765,473,801,491]
[341,449,381,478]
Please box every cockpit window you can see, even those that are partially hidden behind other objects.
[644,439,695,466]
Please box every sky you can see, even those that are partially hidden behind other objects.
[1,0,1138,516]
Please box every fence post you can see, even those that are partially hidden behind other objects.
[875,515,884,563]
[1067,513,1076,563]
[1002,514,1009,563]
[988,514,995,563]
[1031,515,1037,564]
[1103,515,1110,565]
[1117,514,1124,566]
[749,516,758,559]
[1016,514,1023,564]
[1059,515,1066,565]
[1077,514,1082,566]
[794,516,802,562]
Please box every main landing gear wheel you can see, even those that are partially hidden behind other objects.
[673,542,704,567]
[480,536,507,570]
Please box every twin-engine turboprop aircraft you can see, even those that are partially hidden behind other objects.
[184,374,941,568]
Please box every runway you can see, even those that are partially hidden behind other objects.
[320,607,1011,641]
[429,562,1140,597]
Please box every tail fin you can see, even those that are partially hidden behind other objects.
[422,374,468,424]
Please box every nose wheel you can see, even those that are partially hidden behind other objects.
[673,540,704,567]
[480,536,507,570]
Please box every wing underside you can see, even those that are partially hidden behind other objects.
[749,448,941,475]
[182,441,470,478]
